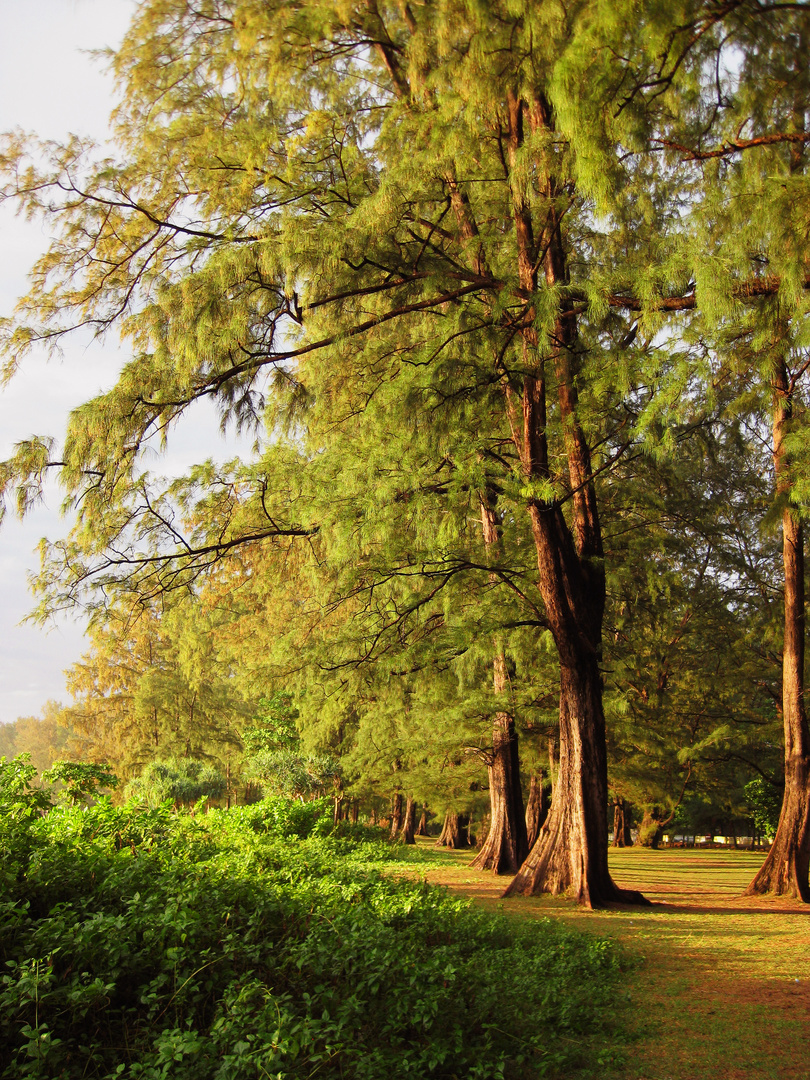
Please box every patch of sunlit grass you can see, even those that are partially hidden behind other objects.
[396,840,810,1080]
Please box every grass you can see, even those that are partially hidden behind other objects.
[394,840,810,1080]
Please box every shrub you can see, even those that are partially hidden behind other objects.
[0,797,625,1079]
[126,758,226,807]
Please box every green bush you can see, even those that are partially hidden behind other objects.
[0,795,625,1079]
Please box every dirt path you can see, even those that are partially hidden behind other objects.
[413,843,810,1080]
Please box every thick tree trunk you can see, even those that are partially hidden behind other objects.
[525,772,547,850]
[390,791,403,840]
[436,811,470,848]
[415,804,428,835]
[505,658,648,905]
[748,363,810,899]
[400,795,416,844]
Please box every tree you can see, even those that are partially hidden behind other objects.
[58,598,250,779]
[470,492,529,874]
[0,702,73,773]
[662,8,810,897]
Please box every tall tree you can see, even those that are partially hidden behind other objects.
[60,599,250,779]
[665,7,810,897]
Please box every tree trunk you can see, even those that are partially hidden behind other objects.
[435,811,469,848]
[400,795,416,844]
[525,772,547,851]
[504,658,649,906]
[623,801,633,846]
[471,493,529,874]
[499,92,647,907]
[390,791,403,840]
[350,799,359,824]
[415,804,428,835]
[612,799,626,847]
[474,814,488,848]
[471,702,529,873]
[612,800,633,847]
[748,359,810,900]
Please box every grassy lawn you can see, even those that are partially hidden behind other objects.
[401,841,810,1080]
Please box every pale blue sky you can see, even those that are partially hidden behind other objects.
[0,0,249,722]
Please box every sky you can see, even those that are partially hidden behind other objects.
[0,0,249,723]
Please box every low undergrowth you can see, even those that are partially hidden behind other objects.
[0,793,626,1080]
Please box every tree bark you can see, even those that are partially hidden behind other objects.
[400,795,416,844]
[390,791,403,840]
[505,658,648,905]
[435,811,470,848]
[525,772,547,850]
[470,711,530,870]
[415,804,428,835]
[471,708,529,870]
[747,358,810,900]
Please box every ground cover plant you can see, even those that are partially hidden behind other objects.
[0,781,627,1080]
